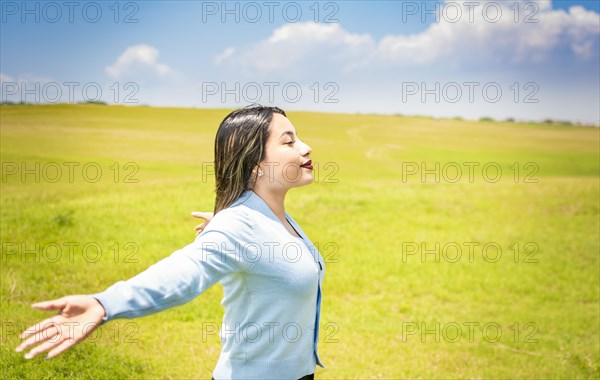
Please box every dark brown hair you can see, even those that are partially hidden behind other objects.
[213,105,286,214]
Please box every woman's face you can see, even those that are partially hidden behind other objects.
[257,113,313,191]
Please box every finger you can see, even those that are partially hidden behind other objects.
[45,338,77,360]
[20,316,62,339]
[31,297,67,312]
[194,223,205,231]
[23,333,68,360]
[16,324,59,352]
[191,212,212,220]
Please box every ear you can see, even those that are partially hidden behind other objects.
[250,165,263,182]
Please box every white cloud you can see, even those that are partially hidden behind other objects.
[376,1,599,65]
[572,39,594,59]
[0,73,55,86]
[214,47,236,65]
[215,0,599,73]
[214,22,374,74]
[0,73,14,83]
[106,44,173,78]
[0,73,65,103]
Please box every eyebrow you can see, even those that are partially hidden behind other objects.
[279,131,296,139]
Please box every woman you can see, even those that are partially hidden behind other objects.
[15,106,326,380]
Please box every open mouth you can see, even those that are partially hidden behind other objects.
[300,159,313,170]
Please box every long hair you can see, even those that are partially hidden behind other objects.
[213,105,286,214]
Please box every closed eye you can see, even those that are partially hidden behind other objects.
[285,140,296,145]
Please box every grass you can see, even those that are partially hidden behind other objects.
[1,104,598,379]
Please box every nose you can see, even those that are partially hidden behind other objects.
[300,140,312,156]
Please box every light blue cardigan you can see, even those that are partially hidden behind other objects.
[91,190,325,379]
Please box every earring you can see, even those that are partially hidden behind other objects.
[257,168,264,177]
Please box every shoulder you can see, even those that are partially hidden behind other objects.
[212,205,255,230]
[196,203,256,243]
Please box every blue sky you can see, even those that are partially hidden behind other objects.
[1,0,599,123]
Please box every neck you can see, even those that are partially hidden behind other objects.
[252,185,288,222]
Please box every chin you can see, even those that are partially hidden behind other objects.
[298,173,314,186]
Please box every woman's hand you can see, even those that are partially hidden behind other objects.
[191,211,214,236]
[16,295,106,360]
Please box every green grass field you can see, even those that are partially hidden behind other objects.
[1,104,598,379]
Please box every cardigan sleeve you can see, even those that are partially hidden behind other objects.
[90,209,255,321]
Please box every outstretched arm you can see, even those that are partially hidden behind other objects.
[91,228,250,321]
[16,209,253,360]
